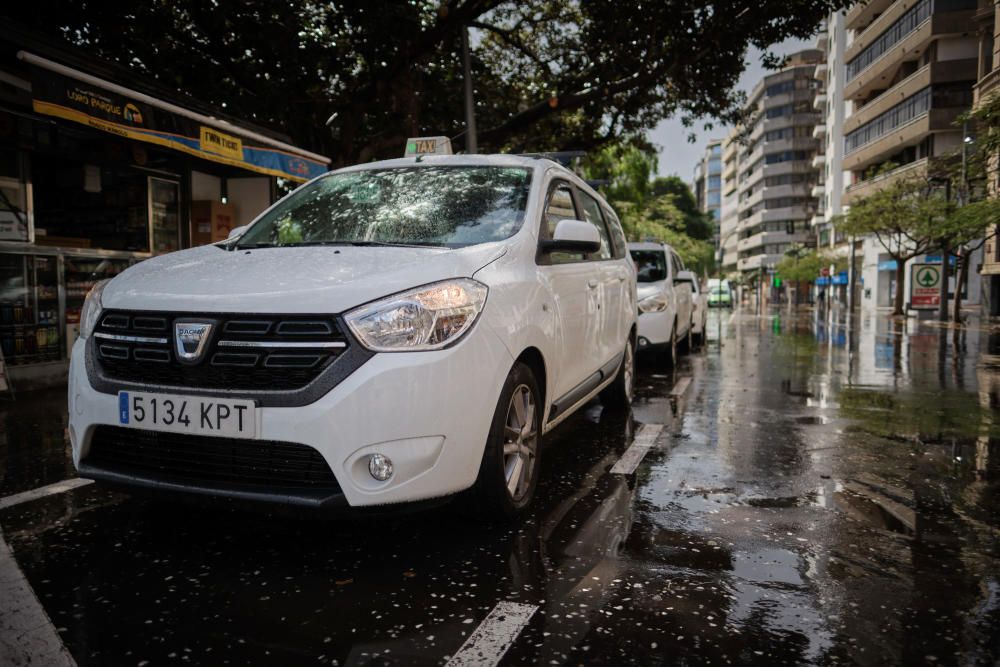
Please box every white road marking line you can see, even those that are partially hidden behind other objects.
[669,376,692,398]
[610,423,664,475]
[0,530,76,666]
[445,601,537,667]
[0,478,93,512]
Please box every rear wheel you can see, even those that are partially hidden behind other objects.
[601,336,635,409]
[472,362,542,520]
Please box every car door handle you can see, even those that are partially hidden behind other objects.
[588,279,599,289]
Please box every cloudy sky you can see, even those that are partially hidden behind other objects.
[648,37,813,183]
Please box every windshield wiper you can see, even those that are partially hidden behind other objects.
[236,240,448,250]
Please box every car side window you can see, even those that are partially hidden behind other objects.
[670,252,684,279]
[542,182,584,264]
[576,190,612,261]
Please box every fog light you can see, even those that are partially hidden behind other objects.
[368,453,393,481]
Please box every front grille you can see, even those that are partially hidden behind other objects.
[93,310,348,391]
[85,425,341,492]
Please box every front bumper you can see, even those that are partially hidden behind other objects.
[68,323,514,509]
[636,309,673,348]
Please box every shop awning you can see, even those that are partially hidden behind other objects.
[18,51,330,182]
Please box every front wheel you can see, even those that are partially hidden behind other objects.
[472,362,542,520]
[601,336,635,409]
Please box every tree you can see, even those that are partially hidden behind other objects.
[3,1,851,163]
[774,245,846,304]
[650,176,715,241]
[836,174,944,316]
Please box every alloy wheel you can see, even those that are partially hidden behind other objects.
[503,384,538,502]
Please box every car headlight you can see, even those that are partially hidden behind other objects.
[638,293,668,313]
[345,279,488,352]
[79,279,110,340]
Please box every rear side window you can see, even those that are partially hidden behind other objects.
[577,190,612,260]
[542,183,584,264]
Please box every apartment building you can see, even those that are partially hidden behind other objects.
[735,50,824,277]
[694,139,724,260]
[973,0,1000,313]
[720,134,741,275]
[841,0,981,310]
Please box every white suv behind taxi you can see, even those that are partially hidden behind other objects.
[69,155,637,518]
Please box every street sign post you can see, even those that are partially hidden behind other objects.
[910,263,941,310]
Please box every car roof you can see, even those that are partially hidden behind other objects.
[333,153,565,174]
[628,242,669,251]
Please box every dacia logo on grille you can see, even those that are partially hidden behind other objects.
[174,321,214,364]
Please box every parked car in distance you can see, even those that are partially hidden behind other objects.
[676,273,707,347]
[707,278,733,308]
[628,241,693,365]
[68,153,638,520]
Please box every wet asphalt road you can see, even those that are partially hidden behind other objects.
[1,308,999,666]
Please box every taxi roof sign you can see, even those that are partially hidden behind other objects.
[404,136,453,157]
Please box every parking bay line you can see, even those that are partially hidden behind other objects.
[669,376,691,399]
[0,529,76,666]
[0,478,93,512]
[445,601,538,667]
[610,423,664,475]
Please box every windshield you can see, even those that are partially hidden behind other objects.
[630,250,667,283]
[236,166,532,249]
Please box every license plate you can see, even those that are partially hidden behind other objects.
[117,391,257,439]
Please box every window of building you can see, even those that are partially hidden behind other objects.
[844,87,932,154]
[846,0,932,81]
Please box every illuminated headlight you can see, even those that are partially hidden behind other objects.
[345,279,488,352]
[638,293,669,313]
[79,279,110,340]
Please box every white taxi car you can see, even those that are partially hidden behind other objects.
[68,154,636,518]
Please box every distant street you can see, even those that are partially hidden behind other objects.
[2,307,998,665]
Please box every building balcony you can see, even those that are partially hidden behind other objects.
[974,66,1000,104]
[845,0,895,32]
[738,254,767,272]
[813,91,827,111]
[811,182,826,198]
[843,108,963,172]
[842,157,929,204]
[811,153,825,169]
[844,60,977,135]
[813,122,826,139]
[844,9,977,104]
[815,61,829,81]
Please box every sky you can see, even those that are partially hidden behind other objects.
[648,37,813,182]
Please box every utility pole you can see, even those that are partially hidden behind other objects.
[461,27,478,154]
[937,179,952,321]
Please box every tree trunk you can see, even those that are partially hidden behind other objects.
[953,249,969,324]
[893,261,906,316]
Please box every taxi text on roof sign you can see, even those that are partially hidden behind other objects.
[404,136,453,157]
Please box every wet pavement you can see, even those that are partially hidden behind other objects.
[1,307,999,666]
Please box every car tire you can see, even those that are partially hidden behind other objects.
[685,320,693,352]
[601,336,635,409]
[472,362,542,520]
[663,319,679,368]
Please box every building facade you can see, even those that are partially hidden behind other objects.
[839,0,982,311]
[719,134,741,275]
[974,0,1000,313]
[0,27,329,389]
[735,50,824,279]
[694,139,724,263]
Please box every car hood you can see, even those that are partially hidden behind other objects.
[636,282,666,301]
[101,242,507,314]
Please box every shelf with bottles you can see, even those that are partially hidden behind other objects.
[0,323,62,363]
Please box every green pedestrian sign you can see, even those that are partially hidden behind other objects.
[910,263,941,309]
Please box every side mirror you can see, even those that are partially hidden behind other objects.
[541,219,601,254]
[227,225,249,240]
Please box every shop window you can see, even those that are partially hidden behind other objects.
[0,254,61,365]
[32,152,150,252]
[151,178,180,254]
[0,149,29,242]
